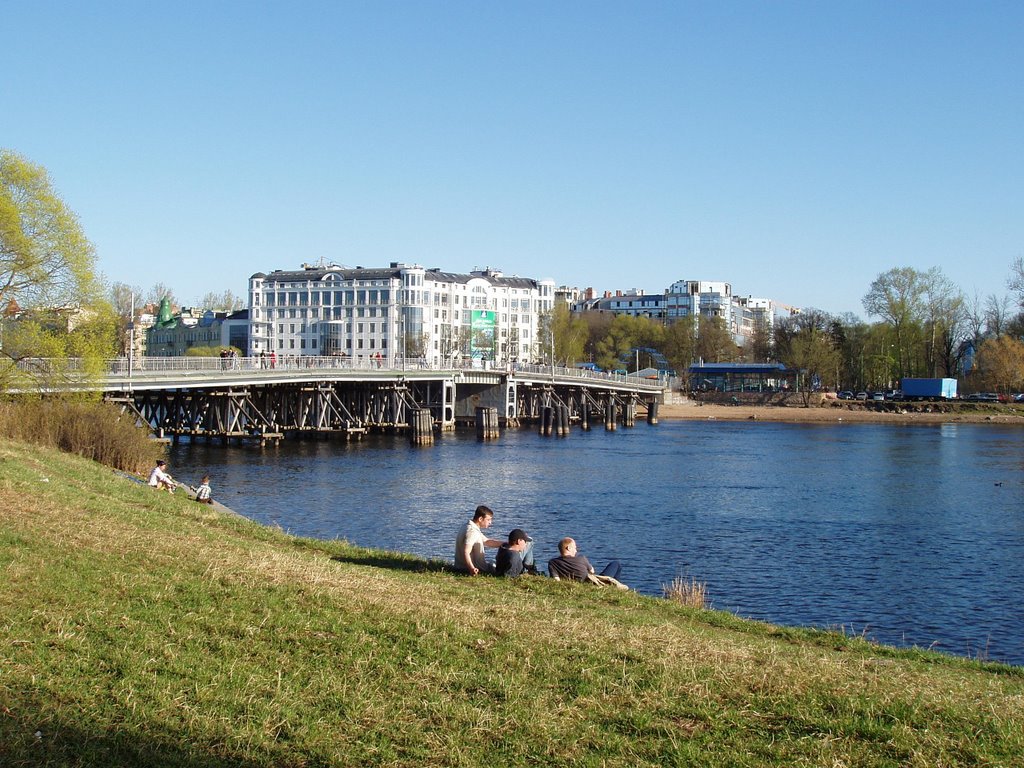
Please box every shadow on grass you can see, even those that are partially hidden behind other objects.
[329,551,454,574]
[0,714,266,768]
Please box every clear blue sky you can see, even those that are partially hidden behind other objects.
[4,1,1021,317]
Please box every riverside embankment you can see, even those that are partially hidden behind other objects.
[658,398,1024,426]
[2,439,1022,766]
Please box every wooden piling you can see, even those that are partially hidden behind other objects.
[410,408,434,445]
[476,406,500,440]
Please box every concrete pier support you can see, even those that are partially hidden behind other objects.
[623,401,636,427]
[647,401,659,425]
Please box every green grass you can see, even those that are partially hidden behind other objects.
[2,440,1023,767]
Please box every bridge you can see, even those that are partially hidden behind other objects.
[10,357,667,443]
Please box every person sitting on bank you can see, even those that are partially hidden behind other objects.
[495,528,538,578]
[454,505,504,575]
[194,474,213,504]
[147,460,176,493]
[547,537,622,582]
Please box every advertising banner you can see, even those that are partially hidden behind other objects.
[470,310,496,360]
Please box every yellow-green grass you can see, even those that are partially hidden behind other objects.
[2,439,1022,767]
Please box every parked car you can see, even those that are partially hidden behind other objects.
[838,391,854,400]
[965,392,999,402]
[855,392,868,401]
[1014,393,1024,403]
[870,392,885,401]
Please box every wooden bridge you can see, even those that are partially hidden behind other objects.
[10,357,667,444]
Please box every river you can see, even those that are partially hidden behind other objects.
[168,420,1024,666]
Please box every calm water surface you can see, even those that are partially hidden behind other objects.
[169,421,1024,665]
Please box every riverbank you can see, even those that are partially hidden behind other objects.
[2,439,1022,766]
[659,399,1024,425]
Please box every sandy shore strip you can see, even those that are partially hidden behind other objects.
[657,401,1024,426]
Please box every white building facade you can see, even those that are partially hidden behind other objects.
[247,263,555,366]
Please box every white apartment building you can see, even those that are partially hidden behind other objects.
[664,280,778,344]
[247,263,555,365]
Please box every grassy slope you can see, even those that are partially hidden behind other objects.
[1,440,1022,768]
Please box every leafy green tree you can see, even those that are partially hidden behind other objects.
[862,267,929,378]
[592,314,665,371]
[695,316,736,363]
[1,150,111,391]
[662,315,697,381]
[550,303,588,365]
[594,314,637,370]
[775,310,842,402]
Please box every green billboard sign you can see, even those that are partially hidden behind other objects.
[470,310,496,360]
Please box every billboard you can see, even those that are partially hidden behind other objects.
[470,310,496,360]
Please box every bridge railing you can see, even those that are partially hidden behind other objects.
[8,356,668,391]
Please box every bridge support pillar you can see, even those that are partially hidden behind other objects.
[410,409,434,446]
[476,407,500,440]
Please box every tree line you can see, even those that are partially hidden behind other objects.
[544,262,1024,395]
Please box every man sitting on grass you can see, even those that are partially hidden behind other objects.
[547,537,622,583]
[495,528,537,578]
[454,505,503,575]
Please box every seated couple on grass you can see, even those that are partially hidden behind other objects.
[454,505,537,577]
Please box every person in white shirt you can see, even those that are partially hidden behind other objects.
[454,505,503,575]
[147,460,176,493]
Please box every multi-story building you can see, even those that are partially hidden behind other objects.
[573,289,667,319]
[247,263,555,365]
[147,300,249,356]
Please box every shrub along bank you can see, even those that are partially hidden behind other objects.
[1,439,1022,767]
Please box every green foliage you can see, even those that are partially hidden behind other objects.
[593,315,666,370]
[1,149,113,392]
[549,303,588,365]
[695,315,736,363]
[662,315,697,378]
[183,345,240,357]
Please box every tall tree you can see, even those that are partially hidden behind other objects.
[200,290,245,312]
[695,316,736,364]
[146,283,177,309]
[923,270,966,378]
[1009,256,1024,309]
[973,335,1024,394]
[1,150,110,390]
[984,294,1013,339]
[662,315,697,382]
[549,303,588,365]
[862,267,929,378]
[775,310,842,398]
[108,281,143,356]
